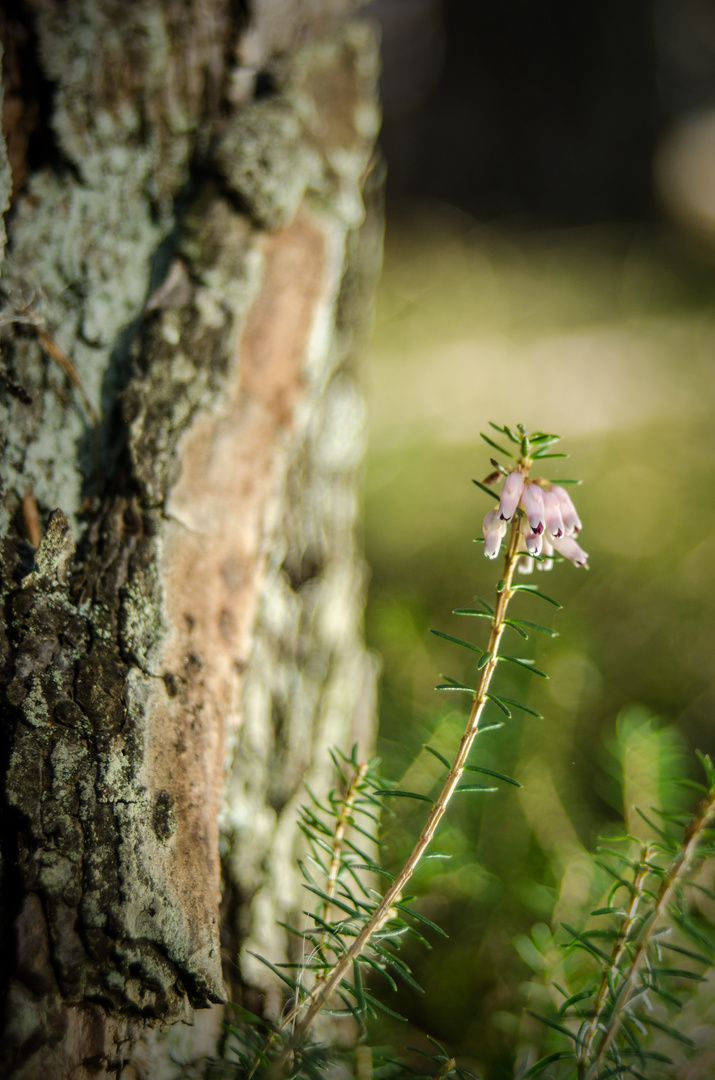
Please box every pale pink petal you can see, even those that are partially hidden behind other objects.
[484,531,502,558]
[525,530,542,556]
[542,489,564,538]
[522,483,545,534]
[498,470,524,521]
[483,509,507,559]
[551,484,582,535]
[550,532,589,568]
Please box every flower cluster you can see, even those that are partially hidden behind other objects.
[483,471,588,570]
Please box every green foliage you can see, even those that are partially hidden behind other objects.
[516,747,715,1080]
[218,423,715,1080]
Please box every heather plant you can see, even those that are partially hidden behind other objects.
[221,424,715,1080]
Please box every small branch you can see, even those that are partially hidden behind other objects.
[279,497,528,1050]
[577,842,654,1076]
[583,788,715,1080]
[247,760,370,1080]
[322,761,369,919]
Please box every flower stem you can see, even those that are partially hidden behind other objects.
[577,842,654,1077]
[322,761,369,920]
[278,508,526,1053]
[583,787,715,1080]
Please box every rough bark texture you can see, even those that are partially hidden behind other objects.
[0,3,381,1077]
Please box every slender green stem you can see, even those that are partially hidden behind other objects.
[577,843,654,1077]
[247,761,370,1080]
[278,502,528,1054]
[583,788,715,1080]
[322,761,369,920]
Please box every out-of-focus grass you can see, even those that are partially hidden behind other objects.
[361,203,715,1077]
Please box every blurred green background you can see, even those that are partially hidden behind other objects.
[357,3,715,1073]
[359,208,715,1077]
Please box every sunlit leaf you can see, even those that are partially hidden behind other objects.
[395,901,448,937]
[486,693,511,717]
[506,618,558,636]
[351,863,395,881]
[464,764,522,787]
[424,744,451,769]
[363,991,408,1021]
[248,952,301,991]
[492,695,542,718]
[636,1015,695,1047]
[523,1051,577,1078]
[645,980,684,1008]
[478,720,506,733]
[303,885,360,918]
[558,987,594,1015]
[595,859,639,895]
[352,960,366,1012]
[658,941,712,965]
[436,684,476,694]
[696,749,715,787]
[499,655,548,678]
[526,1010,585,1046]
[438,675,476,692]
[489,420,521,444]
[529,432,560,442]
[430,629,485,655]
[634,808,671,842]
[650,967,706,981]
[472,478,500,499]
[511,585,563,608]
[373,789,433,803]
[360,953,398,992]
[561,923,613,962]
[480,431,515,457]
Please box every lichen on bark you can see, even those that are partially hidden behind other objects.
[0,3,381,1077]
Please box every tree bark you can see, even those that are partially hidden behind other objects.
[0,4,381,1077]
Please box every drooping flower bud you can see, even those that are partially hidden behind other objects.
[521,513,542,556]
[542,489,564,538]
[483,509,507,559]
[522,483,545,534]
[498,470,524,522]
[525,532,543,556]
[550,532,589,568]
[551,484,582,535]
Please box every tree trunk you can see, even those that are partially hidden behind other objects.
[0,4,381,1077]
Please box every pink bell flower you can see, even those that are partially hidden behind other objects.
[521,483,545,534]
[542,489,564,538]
[521,514,542,556]
[498,470,524,522]
[550,532,589,568]
[551,484,582,535]
[483,509,507,559]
